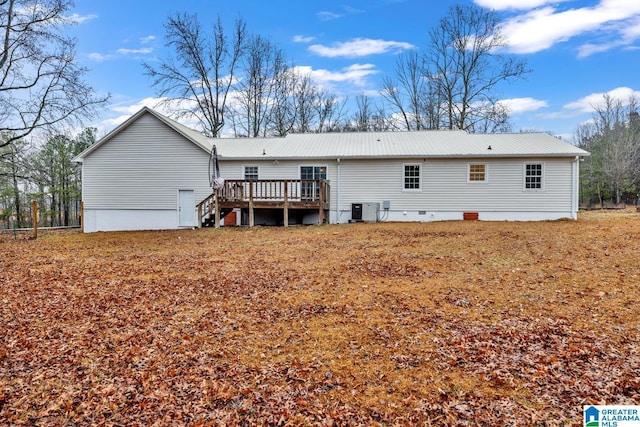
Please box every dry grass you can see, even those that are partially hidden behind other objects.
[1,210,640,425]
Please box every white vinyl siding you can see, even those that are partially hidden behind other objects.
[82,113,212,210]
[336,158,573,213]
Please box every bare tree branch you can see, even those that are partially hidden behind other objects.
[428,4,529,132]
[143,13,246,137]
[0,0,108,149]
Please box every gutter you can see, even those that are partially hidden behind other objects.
[219,153,590,161]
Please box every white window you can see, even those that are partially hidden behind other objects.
[403,163,421,191]
[524,163,544,190]
[243,165,259,180]
[468,163,487,183]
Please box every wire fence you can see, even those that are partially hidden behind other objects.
[0,200,82,239]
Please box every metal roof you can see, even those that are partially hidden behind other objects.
[207,130,589,160]
[75,108,590,162]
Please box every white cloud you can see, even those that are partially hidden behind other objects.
[500,0,640,55]
[66,13,98,24]
[578,41,620,58]
[343,6,365,14]
[88,41,154,63]
[308,38,414,58]
[317,11,343,21]
[358,89,383,98]
[564,87,640,113]
[293,35,315,43]
[578,15,640,57]
[117,47,153,55]
[98,97,204,135]
[474,0,566,11]
[498,97,548,114]
[294,63,379,88]
[623,17,640,38]
[111,97,167,115]
[88,52,114,62]
[140,35,156,44]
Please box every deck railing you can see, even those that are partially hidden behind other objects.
[219,179,330,204]
[197,179,330,227]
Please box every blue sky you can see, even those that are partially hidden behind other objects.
[68,0,640,140]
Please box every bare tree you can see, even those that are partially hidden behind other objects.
[468,102,512,133]
[144,13,246,137]
[352,94,377,132]
[381,51,439,131]
[291,73,318,134]
[428,4,528,132]
[233,34,288,137]
[283,71,346,134]
[314,91,347,133]
[268,66,297,137]
[0,0,107,149]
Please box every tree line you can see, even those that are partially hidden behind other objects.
[576,95,640,207]
[143,4,528,137]
[0,129,96,229]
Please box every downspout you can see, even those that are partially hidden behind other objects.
[571,156,580,220]
[81,161,85,229]
[336,158,341,223]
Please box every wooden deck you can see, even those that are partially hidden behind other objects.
[197,179,330,227]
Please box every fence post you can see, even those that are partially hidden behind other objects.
[80,201,84,233]
[33,200,38,239]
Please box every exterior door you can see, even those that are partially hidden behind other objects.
[178,189,195,227]
[300,166,327,201]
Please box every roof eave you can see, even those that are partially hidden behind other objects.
[219,153,590,161]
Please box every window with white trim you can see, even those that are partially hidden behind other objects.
[403,164,421,190]
[243,165,259,180]
[524,163,543,190]
[468,163,487,182]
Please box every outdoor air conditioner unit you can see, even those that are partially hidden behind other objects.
[351,203,379,223]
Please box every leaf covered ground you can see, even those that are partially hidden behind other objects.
[1,210,640,426]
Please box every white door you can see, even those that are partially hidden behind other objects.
[178,190,195,227]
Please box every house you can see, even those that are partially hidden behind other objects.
[74,107,589,233]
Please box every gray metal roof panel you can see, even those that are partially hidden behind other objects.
[207,130,589,159]
[77,108,590,162]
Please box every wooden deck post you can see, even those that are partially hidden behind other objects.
[197,201,203,228]
[249,182,255,227]
[214,189,221,228]
[318,180,324,225]
[283,181,289,227]
[32,200,38,239]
